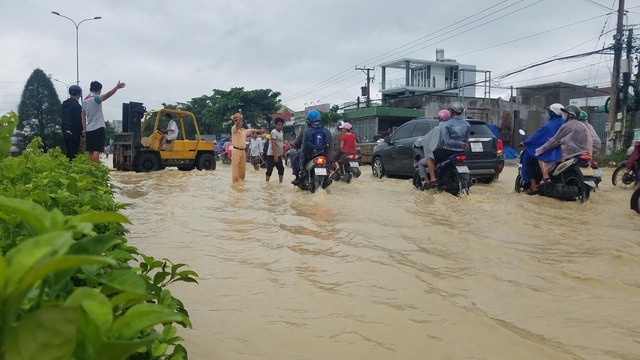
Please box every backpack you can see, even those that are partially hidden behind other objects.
[306,127,328,157]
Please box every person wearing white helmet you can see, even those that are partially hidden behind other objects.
[535,104,592,181]
[520,103,566,194]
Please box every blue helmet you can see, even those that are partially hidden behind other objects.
[336,120,344,129]
[306,109,321,122]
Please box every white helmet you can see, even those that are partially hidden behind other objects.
[548,103,564,116]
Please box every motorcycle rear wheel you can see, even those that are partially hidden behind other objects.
[457,173,470,196]
[515,174,524,193]
[612,165,638,189]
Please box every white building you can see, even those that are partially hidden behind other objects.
[379,49,488,101]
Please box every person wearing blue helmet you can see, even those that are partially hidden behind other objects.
[291,110,332,186]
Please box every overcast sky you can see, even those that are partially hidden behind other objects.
[1,0,638,121]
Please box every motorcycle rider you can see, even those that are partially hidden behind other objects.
[332,120,344,157]
[425,102,470,189]
[521,103,565,195]
[579,111,602,156]
[417,109,450,188]
[295,109,332,186]
[535,104,592,178]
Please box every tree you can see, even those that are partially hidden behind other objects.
[320,105,342,127]
[165,87,282,136]
[17,69,62,152]
[105,120,115,145]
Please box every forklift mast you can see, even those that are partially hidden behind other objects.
[122,102,146,148]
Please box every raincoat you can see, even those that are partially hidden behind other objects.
[521,114,563,184]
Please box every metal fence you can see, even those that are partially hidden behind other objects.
[589,113,607,141]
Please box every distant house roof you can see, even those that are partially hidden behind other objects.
[379,57,467,69]
[270,107,292,121]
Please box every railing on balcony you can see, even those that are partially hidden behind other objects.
[380,78,458,91]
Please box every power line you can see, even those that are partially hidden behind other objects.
[282,0,529,103]
[580,0,614,11]
[284,4,611,105]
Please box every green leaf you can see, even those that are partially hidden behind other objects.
[177,270,199,278]
[68,211,130,226]
[170,263,187,276]
[64,288,113,336]
[0,196,53,236]
[110,292,154,309]
[99,269,148,295]
[97,338,156,360]
[4,307,78,360]
[107,249,134,261]
[153,271,171,285]
[109,303,187,339]
[151,341,169,357]
[162,324,178,339]
[4,231,74,293]
[68,235,122,256]
[13,255,116,299]
[159,289,173,306]
[0,256,6,295]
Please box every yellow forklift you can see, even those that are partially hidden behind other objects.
[113,102,216,172]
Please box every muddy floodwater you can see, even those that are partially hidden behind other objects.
[110,161,640,360]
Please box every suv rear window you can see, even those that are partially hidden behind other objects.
[392,123,415,140]
[469,124,494,137]
[411,122,431,138]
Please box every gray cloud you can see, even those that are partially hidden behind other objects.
[1,0,635,121]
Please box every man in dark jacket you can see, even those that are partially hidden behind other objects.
[60,85,84,160]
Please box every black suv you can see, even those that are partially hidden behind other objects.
[371,117,504,183]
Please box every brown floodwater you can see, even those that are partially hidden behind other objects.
[109,160,640,360]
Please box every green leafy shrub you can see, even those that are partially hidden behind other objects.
[0,118,198,359]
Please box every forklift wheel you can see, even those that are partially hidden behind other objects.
[136,153,160,172]
[196,153,216,171]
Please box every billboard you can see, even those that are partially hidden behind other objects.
[304,103,331,114]
[569,96,608,107]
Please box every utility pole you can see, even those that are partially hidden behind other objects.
[622,28,633,145]
[607,0,625,152]
[356,66,374,108]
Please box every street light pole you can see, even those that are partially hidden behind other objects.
[53,78,71,98]
[51,11,102,86]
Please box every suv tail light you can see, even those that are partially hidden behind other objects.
[497,139,503,154]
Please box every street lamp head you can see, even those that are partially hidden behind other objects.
[51,11,60,15]
[94,16,102,19]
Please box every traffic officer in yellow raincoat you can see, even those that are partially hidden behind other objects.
[230,113,264,183]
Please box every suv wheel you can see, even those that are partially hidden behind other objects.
[372,157,385,178]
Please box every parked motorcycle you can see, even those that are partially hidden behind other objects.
[331,152,362,183]
[612,142,640,188]
[297,156,332,193]
[413,153,471,196]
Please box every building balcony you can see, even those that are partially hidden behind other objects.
[380,78,459,92]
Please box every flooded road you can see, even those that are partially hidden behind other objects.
[110,162,640,360]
